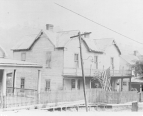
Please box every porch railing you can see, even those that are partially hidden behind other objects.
[63,67,132,77]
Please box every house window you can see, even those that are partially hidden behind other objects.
[74,54,79,68]
[45,79,50,91]
[77,79,80,89]
[111,57,114,69]
[94,56,98,69]
[20,78,25,92]
[21,53,26,61]
[123,82,127,86]
[71,79,75,89]
[46,51,52,68]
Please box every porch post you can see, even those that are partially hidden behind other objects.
[2,70,7,108]
[140,84,142,93]
[12,69,16,94]
[37,70,41,103]
[2,70,7,96]
[89,79,91,89]
[121,78,123,91]
[129,77,131,91]
[75,79,78,90]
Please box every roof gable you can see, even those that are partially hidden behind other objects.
[82,37,103,53]
[11,30,56,51]
[94,38,121,55]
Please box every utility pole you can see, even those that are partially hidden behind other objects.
[71,32,90,112]
[78,32,89,111]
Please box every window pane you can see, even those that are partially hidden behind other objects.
[21,53,26,61]
[71,79,75,89]
[45,79,50,91]
[74,54,78,61]
[20,78,25,90]
[46,51,52,67]
[95,56,98,69]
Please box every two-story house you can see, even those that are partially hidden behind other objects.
[11,24,105,91]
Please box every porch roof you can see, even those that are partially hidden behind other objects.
[131,77,143,83]
[0,58,42,68]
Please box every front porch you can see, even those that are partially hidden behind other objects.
[0,58,42,108]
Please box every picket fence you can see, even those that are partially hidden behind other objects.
[1,88,139,108]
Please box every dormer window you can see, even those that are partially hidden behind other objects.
[21,53,26,61]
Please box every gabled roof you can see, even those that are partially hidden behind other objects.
[94,38,121,55]
[57,30,79,48]
[11,29,103,53]
[11,30,43,51]
[121,55,139,65]
[82,37,103,53]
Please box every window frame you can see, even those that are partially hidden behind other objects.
[71,79,76,89]
[21,52,26,61]
[45,79,51,91]
[94,56,98,69]
[74,53,79,68]
[46,51,52,68]
[20,77,25,92]
[111,57,114,69]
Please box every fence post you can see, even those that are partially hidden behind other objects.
[2,96,5,108]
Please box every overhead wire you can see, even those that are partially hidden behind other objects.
[55,3,143,45]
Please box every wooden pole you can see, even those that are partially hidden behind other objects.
[37,70,41,103]
[121,78,123,91]
[12,69,16,94]
[78,32,88,112]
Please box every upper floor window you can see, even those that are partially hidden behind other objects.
[111,57,114,69]
[74,53,79,68]
[46,51,52,68]
[21,53,26,61]
[45,79,51,91]
[94,56,98,69]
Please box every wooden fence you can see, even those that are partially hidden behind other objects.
[1,88,139,108]
[40,89,138,104]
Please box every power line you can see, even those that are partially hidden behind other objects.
[55,2,143,45]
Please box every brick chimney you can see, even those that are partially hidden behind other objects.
[46,24,54,31]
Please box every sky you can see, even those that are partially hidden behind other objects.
[0,0,143,55]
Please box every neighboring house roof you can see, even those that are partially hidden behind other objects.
[121,55,139,65]
[131,77,143,83]
[82,37,103,53]
[0,58,42,68]
[94,38,121,55]
[0,45,7,58]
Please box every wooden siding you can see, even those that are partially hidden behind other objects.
[13,33,64,90]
